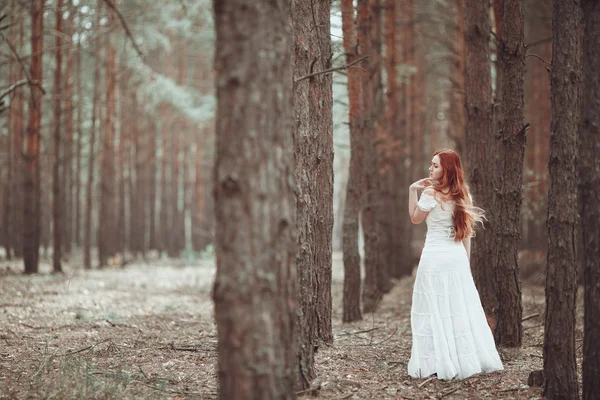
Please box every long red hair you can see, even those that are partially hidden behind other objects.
[431,149,484,241]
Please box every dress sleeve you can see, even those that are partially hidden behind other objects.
[417,192,437,212]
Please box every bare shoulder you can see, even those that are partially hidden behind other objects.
[423,188,435,196]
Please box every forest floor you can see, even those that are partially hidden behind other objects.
[0,251,584,400]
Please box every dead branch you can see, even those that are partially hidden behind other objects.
[159,342,200,352]
[439,387,460,398]
[57,339,111,357]
[295,55,368,84]
[526,53,551,66]
[418,376,435,388]
[371,327,399,346]
[497,386,529,393]
[102,0,145,61]
[522,312,541,322]
[526,36,552,50]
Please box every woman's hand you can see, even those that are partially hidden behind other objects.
[410,178,432,191]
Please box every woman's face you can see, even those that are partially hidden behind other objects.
[429,155,444,182]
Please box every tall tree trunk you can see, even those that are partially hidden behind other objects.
[396,0,416,276]
[359,0,383,314]
[379,0,397,281]
[292,0,334,389]
[524,0,552,252]
[543,0,581,398]
[464,0,498,323]
[370,0,391,296]
[580,0,600,398]
[75,17,83,247]
[23,0,45,274]
[448,0,466,155]
[159,104,170,255]
[148,120,158,251]
[494,0,525,347]
[52,0,64,273]
[341,0,363,323]
[118,70,129,257]
[6,0,24,260]
[84,0,102,269]
[98,0,118,267]
[62,2,74,255]
[212,1,296,398]
[192,130,206,252]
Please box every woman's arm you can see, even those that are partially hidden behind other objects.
[408,183,432,224]
[462,236,471,261]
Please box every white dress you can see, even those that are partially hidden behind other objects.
[407,192,504,380]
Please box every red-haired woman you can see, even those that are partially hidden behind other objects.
[407,149,503,380]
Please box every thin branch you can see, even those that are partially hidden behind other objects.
[295,55,368,83]
[0,31,46,95]
[57,339,111,357]
[525,36,551,50]
[522,312,540,322]
[102,0,145,61]
[526,53,551,66]
[0,79,44,101]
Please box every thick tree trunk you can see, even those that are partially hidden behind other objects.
[23,0,45,274]
[52,0,64,273]
[494,0,525,347]
[580,1,600,398]
[341,0,363,323]
[98,1,118,267]
[292,0,334,389]
[212,1,296,398]
[464,0,498,322]
[84,0,102,269]
[543,0,581,398]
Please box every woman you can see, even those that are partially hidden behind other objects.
[407,149,503,380]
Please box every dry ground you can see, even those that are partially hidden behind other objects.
[0,251,584,399]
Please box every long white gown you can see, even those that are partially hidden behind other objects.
[407,192,504,380]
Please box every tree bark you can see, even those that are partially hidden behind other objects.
[52,0,64,273]
[464,0,498,322]
[75,13,83,248]
[543,0,581,398]
[494,0,525,347]
[7,0,25,260]
[292,0,334,389]
[212,1,296,399]
[23,0,45,274]
[359,0,383,314]
[62,2,74,255]
[580,0,600,398]
[341,0,363,323]
[118,70,130,257]
[395,0,416,277]
[84,0,103,269]
[148,121,158,251]
[98,0,118,267]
